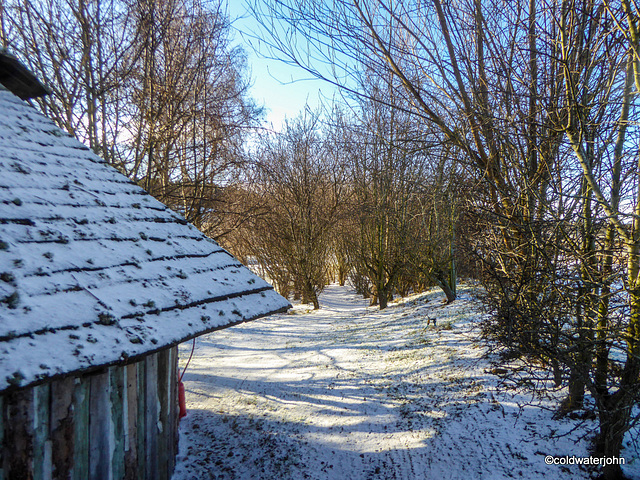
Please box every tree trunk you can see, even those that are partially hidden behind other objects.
[565,367,585,411]
[302,279,320,309]
[597,400,630,480]
[378,288,388,310]
[595,223,615,396]
[434,270,456,304]
[338,258,348,286]
[551,359,563,388]
[563,176,596,413]
[596,257,640,479]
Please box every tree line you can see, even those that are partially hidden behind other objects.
[228,100,460,310]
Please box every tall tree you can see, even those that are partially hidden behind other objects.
[339,80,451,309]
[3,0,259,239]
[556,2,640,476]
[246,112,345,308]
[3,0,133,160]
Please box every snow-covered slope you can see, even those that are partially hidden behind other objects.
[174,284,640,480]
[0,87,290,392]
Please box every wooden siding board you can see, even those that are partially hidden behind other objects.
[157,349,169,480]
[136,361,146,480]
[50,377,74,480]
[33,384,51,480]
[89,371,111,480]
[110,366,125,480]
[72,377,90,480]
[124,364,138,480]
[168,346,178,475]
[144,354,158,480]
[4,389,34,479]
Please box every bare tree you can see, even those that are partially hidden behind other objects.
[246,112,346,308]
[553,2,640,476]
[407,147,461,303]
[3,0,259,240]
[339,84,452,309]
[2,0,134,162]
[119,0,260,234]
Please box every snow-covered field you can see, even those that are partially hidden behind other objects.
[172,284,640,480]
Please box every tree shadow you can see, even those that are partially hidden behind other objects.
[173,286,601,480]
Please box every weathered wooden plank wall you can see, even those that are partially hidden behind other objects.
[0,347,179,480]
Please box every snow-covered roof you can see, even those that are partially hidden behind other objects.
[0,87,290,392]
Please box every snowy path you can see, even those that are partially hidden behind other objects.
[172,284,638,480]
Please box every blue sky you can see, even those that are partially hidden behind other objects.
[227,1,332,131]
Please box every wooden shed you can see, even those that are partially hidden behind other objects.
[0,52,290,479]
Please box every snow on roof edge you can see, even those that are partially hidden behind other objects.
[0,300,290,395]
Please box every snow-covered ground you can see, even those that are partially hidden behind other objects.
[172,284,640,479]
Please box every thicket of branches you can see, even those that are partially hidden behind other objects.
[244,113,346,309]
[225,102,458,310]
[247,0,640,478]
[1,0,259,239]
[1,0,460,312]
